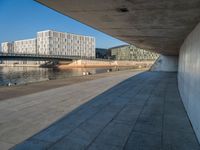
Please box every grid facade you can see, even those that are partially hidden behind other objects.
[1,42,14,53]
[14,39,37,54]
[37,30,95,58]
[1,30,96,58]
[109,45,159,61]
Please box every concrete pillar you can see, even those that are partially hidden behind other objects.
[151,55,178,72]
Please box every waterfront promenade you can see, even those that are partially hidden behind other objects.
[0,69,142,149]
[10,71,200,150]
[0,70,199,150]
[0,70,136,101]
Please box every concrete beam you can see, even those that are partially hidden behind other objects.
[36,0,200,55]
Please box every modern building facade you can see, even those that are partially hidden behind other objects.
[109,45,159,61]
[1,30,96,59]
[1,42,14,53]
[37,30,95,58]
[95,48,108,59]
[14,38,37,54]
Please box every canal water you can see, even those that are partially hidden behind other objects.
[0,66,133,86]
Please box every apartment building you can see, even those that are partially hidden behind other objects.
[109,45,159,61]
[1,30,96,58]
[1,42,14,53]
[37,30,95,58]
[14,38,37,54]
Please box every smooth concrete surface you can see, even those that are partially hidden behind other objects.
[0,70,141,150]
[151,55,178,72]
[11,72,200,150]
[36,0,200,55]
[178,22,200,143]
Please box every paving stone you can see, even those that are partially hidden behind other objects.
[91,121,133,147]
[124,132,161,150]
[114,104,142,124]
[32,107,99,142]
[11,139,51,150]
[32,121,74,143]
[134,115,162,136]
[0,121,43,144]
[163,131,200,150]
[128,95,148,106]
[87,109,117,126]
[88,143,122,150]
[48,136,87,150]
[141,105,163,117]
[163,115,194,134]
[0,141,14,150]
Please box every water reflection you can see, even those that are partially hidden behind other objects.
[0,66,132,86]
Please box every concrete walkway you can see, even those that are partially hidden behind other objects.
[0,69,142,101]
[0,70,142,150]
[10,71,200,150]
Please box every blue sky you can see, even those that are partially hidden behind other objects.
[0,0,127,49]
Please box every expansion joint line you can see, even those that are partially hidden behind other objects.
[161,80,168,149]
[122,75,163,150]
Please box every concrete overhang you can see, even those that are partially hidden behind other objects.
[36,0,200,55]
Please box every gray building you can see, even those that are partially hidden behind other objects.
[95,48,108,59]
[109,45,159,61]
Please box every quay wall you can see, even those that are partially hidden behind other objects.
[58,60,155,68]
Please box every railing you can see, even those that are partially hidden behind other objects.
[0,52,157,61]
[0,52,86,60]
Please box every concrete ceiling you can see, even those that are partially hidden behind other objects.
[36,0,200,55]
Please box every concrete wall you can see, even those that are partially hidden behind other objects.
[151,55,178,72]
[58,60,155,68]
[178,22,200,142]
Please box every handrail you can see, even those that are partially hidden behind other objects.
[0,52,100,60]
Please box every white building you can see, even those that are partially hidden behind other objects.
[1,42,14,53]
[37,30,95,58]
[14,38,37,54]
[1,30,96,59]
